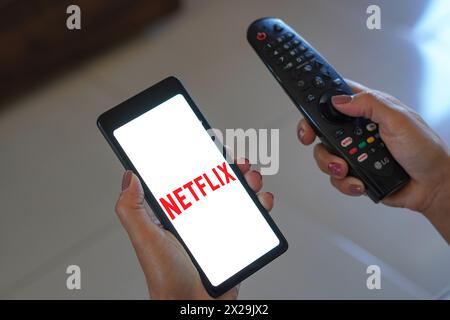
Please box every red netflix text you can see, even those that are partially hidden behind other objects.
[159,162,237,220]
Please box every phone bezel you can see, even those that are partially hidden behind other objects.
[97,76,288,297]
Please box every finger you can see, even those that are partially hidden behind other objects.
[313,143,349,178]
[331,91,400,128]
[257,192,274,212]
[344,78,369,94]
[223,144,235,164]
[330,176,365,197]
[115,171,163,248]
[297,118,316,145]
[244,170,263,193]
[235,157,251,174]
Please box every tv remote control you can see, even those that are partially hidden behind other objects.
[247,17,410,202]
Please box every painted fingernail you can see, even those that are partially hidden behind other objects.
[331,95,352,105]
[349,184,364,195]
[236,157,249,166]
[121,170,132,191]
[328,162,343,177]
[298,126,305,142]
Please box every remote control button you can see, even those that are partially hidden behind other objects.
[340,137,352,147]
[273,24,284,32]
[275,36,284,44]
[291,39,300,47]
[294,56,303,64]
[256,32,267,41]
[349,147,358,155]
[374,133,380,139]
[367,136,375,144]
[304,51,314,59]
[319,90,354,123]
[353,127,363,136]
[369,146,377,154]
[358,141,367,149]
[285,32,294,39]
[357,153,368,162]
[303,64,313,72]
[335,128,345,138]
[296,80,308,90]
[276,56,287,65]
[298,44,307,52]
[272,49,281,57]
[264,42,274,50]
[332,78,342,87]
[313,76,325,88]
[283,43,291,50]
[366,123,377,131]
[283,61,294,70]
[306,93,316,102]
[289,49,298,57]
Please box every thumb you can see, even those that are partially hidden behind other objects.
[115,171,162,248]
[331,92,400,130]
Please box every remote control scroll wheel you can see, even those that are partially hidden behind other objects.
[319,90,353,123]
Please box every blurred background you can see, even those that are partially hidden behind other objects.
[1,0,449,299]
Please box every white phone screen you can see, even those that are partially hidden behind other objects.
[113,94,279,286]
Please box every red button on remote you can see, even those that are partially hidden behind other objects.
[357,153,368,162]
[256,32,267,41]
[340,137,352,148]
[349,147,358,155]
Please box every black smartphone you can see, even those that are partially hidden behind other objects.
[97,76,288,297]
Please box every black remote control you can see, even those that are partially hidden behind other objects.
[247,17,410,202]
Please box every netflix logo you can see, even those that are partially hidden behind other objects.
[159,162,237,220]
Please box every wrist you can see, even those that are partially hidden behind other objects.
[422,152,450,244]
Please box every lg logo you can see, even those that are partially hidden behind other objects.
[374,157,390,170]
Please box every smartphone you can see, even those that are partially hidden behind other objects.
[97,76,288,297]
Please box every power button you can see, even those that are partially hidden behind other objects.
[256,32,267,41]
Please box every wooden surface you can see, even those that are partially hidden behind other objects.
[0,0,180,106]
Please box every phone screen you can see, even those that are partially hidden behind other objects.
[113,94,280,287]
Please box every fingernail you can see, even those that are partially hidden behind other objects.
[328,162,343,177]
[121,170,132,191]
[298,126,305,142]
[349,184,364,195]
[267,192,274,199]
[332,95,352,105]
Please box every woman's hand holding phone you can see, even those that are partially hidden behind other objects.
[115,159,273,299]
[109,78,450,300]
